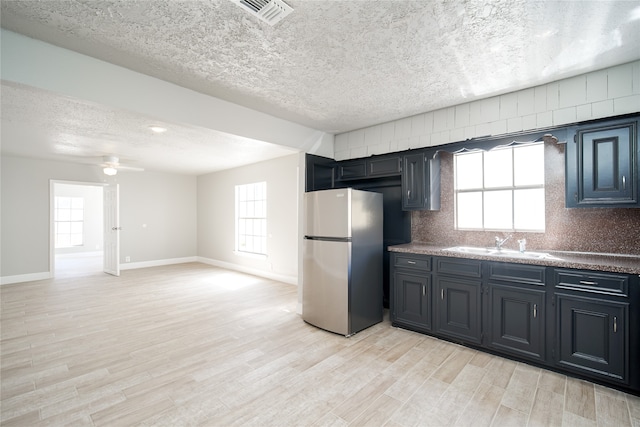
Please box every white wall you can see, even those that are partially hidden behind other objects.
[117,170,197,266]
[0,156,197,283]
[334,61,640,160]
[1,156,102,279]
[197,153,300,285]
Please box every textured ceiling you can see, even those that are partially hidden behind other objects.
[0,82,297,175]
[1,0,639,174]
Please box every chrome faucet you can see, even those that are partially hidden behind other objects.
[518,238,527,253]
[495,235,512,251]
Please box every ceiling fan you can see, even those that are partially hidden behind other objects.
[100,155,144,175]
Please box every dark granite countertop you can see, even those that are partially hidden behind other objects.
[389,242,640,275]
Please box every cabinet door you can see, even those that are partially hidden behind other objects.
[402,152,440,211]
[402,153,427,210]
[305,153,335,192]
[337,159,367,181]
[556,293,628,383]
[567,120,638,207]
[393,272,431,331]
[368,155,402,177]
[435,276,482,344]
[488,284,545,362]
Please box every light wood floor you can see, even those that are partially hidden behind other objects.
[55,252,103,278]
[1,263,639,426]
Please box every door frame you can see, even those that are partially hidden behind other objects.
[49,180,108,277]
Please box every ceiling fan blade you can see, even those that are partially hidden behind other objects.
[115,164,145,172]
[97,155,143,171]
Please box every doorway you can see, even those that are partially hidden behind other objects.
[51,181,104,277]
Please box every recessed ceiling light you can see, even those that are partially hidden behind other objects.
[148,125,167,134]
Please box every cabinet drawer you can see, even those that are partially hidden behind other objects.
[555,269,629,297]
[394,254,431,271]
[436,257,482,278]
[488,263,546,286]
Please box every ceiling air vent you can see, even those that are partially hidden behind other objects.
[233,0,293,26]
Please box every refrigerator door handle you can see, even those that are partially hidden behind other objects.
[304,236,351,242]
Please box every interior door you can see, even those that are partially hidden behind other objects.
[104,183,120,276]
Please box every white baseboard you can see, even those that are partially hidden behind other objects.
[197,256,298,286]
[120,256,198,270]
[1,271,52,285]
[0,258,298,287]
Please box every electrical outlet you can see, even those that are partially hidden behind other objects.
[125,256,131,263]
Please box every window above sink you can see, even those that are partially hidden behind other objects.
[454,142,545,232]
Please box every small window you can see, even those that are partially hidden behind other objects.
[235,182,267,255]
[454,143,545,231]
[55,196,84,247]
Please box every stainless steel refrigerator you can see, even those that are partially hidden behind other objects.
[303,188,383,336]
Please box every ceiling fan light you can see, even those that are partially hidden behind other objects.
[103,167,118,176]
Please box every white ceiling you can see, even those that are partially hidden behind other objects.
[0,80,298,175]
[1,0,639,175]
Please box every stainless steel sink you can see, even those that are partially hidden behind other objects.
[443,246,497,255]
[443,246,559,260]
[494,248,559,260]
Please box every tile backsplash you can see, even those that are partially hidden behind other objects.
[411,141,640,255]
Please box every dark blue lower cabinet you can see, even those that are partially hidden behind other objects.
[488,284,546,362]
[389,253,638,394]
[393,272,432,332]
[435,275,482,345]
[556,293,628,383]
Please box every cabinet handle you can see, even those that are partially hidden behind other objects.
[614,317,617,333]
[579,280,597,286]
[407,261,416,265]
[533,304,537,318]
[622,175,626,190]
[410,163,415,198]
[422,285,426,296]
[441,289,444,300]
[407,189,411,199]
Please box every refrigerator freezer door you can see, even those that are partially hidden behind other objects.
[304,189,350,238]
[302,238,350,335]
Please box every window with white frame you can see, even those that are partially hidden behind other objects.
[454,143,545,231]
[55,196,84,247]
[235,182,267,255]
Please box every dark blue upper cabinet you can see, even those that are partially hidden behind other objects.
[401,152,441,211]
[336,154,403,182]
[566,117,639,208]
[305,153,336,192]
